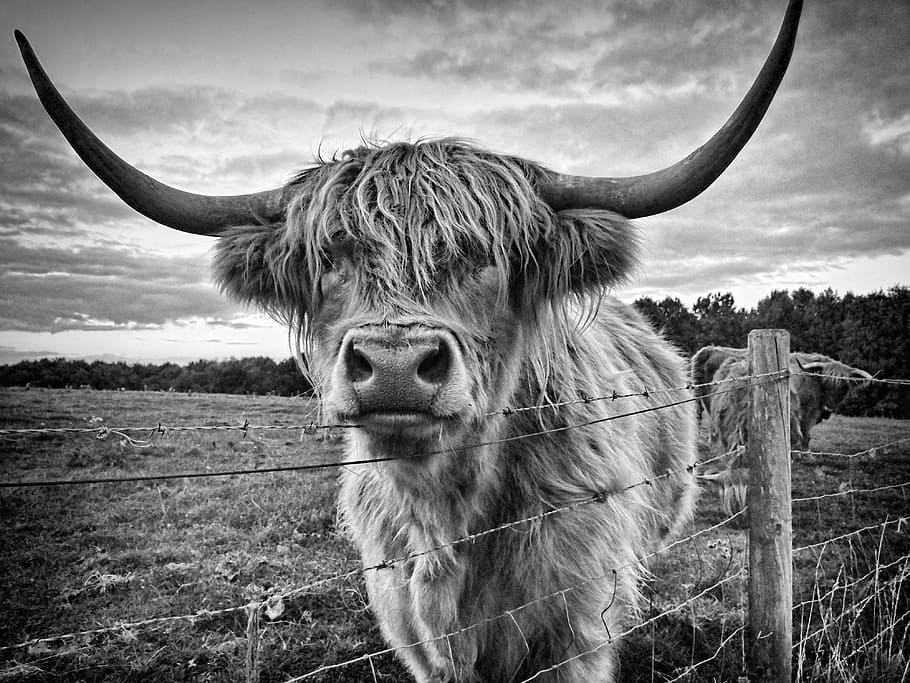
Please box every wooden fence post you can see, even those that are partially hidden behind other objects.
[747,329,792,682]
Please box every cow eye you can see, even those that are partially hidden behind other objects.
[321,266,348,290]
[320,255,352,294]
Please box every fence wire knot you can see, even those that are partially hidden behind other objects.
[302,422,318,435]
[501,406,514,417]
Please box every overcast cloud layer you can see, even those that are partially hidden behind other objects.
[0,0,907,363]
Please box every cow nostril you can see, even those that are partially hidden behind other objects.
[348,348,373,383]
[417,342,451,385]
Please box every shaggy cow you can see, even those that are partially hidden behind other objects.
[699,349,872,515]
[790,353,874,450]
[16,3,800,679]
[690,345,747,420]
[694,346,873,451]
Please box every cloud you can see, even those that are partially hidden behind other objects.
[0,238,244,332]
[1,0,907,361]
[862,110,910,156]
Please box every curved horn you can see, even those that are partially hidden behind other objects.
[540,0,802,217]
[14,30,290,236]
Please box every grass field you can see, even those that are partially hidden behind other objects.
[1,387,908,682]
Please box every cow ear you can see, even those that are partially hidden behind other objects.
[211,224,310,318]
[521,209,639,299]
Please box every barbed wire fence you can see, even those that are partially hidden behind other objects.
[0,329,907,681]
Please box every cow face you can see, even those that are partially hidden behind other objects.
[213,140,638,458]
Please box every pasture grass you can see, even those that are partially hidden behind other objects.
[0,388,908,682]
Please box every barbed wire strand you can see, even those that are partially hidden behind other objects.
[0,369,902,441]
[290,508,904,679]
[0,371,776,439]
[0,381,759,488]
[285,509,748,681]
[793,517,907,555]
[532,513,909,681]
[0,450,739,655]
[6,492,896,671]
[641,624,747,683]
[520,569,746,682]
[0,603,249,654]
[840,607,910,662]
[790,371,910,387]
[3,369,900,674]
[792,552,909,616]
[794,572,910,654]
[793,479,910,505]
[0,381,761,652]
[268,448,738,607]
[791,436,910,460]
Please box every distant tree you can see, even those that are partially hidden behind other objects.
[634,296,699,354]
[747,288,820,351]
[838,287,909,417]
[693,292,746,348]
[0,286,904,414]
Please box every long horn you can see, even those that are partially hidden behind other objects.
[540,0,802,217]
[15,30,291,236]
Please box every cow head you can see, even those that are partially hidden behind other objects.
[794,354,874,412]
[209,141,639,459]
[14,0,801,463]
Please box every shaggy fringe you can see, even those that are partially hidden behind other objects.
[212,138,639,400]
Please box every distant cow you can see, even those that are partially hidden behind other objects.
[697,348,872,514]
[690,345,747,420]
[17,3,800,679]
[790,352,874,449]
[695,347,873,451]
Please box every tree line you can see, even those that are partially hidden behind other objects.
[0,286,906,416]
[0,356,313,397]
[634,286,907,418]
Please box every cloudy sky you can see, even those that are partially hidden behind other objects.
[1,0,907,365]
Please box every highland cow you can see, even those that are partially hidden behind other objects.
[700,349,872,516]
[695,347,874,452]
[15,2,800,678]
[691,345,747,420]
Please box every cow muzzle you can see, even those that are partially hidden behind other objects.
[328,326,472,431]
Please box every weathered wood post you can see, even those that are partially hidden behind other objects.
[747,329,792,681]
